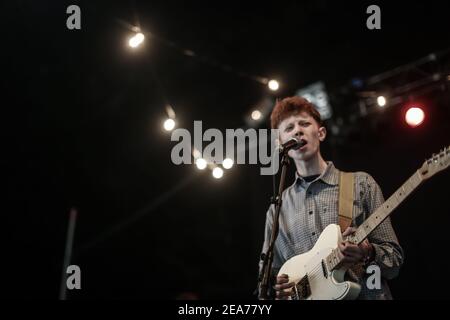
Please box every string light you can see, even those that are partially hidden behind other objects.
[251,110,262,120]
[377,96,386,107]
[195,158,207,170]
[222,158,234,169]
[268,79,279,91]
[163,118,175,131]
[128,32,145,48]
[212,167,224,179]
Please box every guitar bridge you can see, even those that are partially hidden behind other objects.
[291,275,311,300]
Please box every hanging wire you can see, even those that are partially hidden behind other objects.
[115,18,270,85]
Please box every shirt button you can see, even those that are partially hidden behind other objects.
[309,211,313,215]
[312,232,316,236]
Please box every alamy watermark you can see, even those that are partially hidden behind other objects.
[66,5,81,30]
[171,121,280,175]
[64,5,379,31]
[366,264,381,290]
[366,5,381,30]
[66,264,81,290]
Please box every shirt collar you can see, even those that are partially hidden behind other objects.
[295,161,339,187]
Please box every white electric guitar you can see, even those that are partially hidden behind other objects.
[278,146,450,300]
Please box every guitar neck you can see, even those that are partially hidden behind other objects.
[351,170,423,245]
[324,146,449,271]
[326,170,423,271]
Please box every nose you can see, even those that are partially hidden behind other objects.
[293,124,304,138]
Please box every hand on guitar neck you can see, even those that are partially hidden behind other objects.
[274,227,374,300]
[338,227,374,268]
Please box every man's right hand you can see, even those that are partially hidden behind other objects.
[273,274,295,300]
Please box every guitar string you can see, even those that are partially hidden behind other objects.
[294,262,325,289]
[293,251,336,286]
[292,252,357,298]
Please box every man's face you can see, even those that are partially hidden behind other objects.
[277,112,326,161]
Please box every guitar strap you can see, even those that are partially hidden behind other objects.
[338,171,354,232]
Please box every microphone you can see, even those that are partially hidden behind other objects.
[279,137,307,153]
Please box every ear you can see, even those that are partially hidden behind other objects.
[318,126,327,142]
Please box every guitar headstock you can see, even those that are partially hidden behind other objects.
[418,146,450,180]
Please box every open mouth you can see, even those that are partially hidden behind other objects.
[292,139,307,151]
[298,140,308,151]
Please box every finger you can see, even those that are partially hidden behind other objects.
[341,249,364,261]
[339,244,363,260]
[339,242,357,255]
[342,244,361,255]
[276,278,289,285]
[342,227,356,237]
[274,281,295,291]
[276,289,294,298]
[275,293,290,300]
[344,251,365,264]
[276,275,289,284]
[345,254,362,262]
[341,242,363,255]
[359,240,371,251]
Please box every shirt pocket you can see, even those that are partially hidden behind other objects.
[315,186,339,228]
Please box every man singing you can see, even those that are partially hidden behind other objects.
[259,96,404,300]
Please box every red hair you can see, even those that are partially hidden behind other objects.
[270,96,322,129]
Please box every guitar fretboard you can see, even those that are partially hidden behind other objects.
[326,170,423,271]
[352,170,422,245]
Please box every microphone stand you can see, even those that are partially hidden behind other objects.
[257,149,291,300]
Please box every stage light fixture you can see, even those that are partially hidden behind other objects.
[405,106,425,127]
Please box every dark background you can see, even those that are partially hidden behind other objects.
[4,0,450,299]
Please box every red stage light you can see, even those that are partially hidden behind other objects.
[405,106,425,127]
